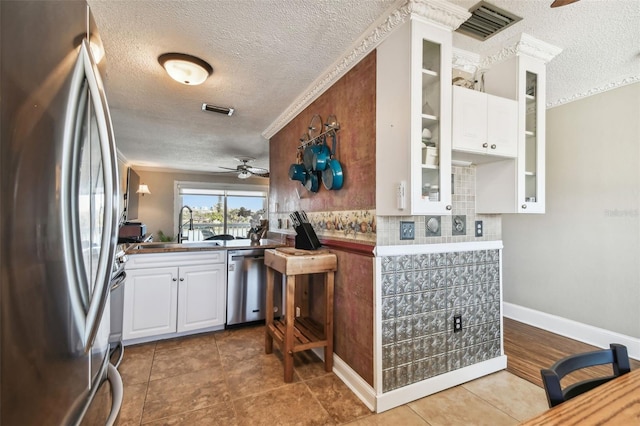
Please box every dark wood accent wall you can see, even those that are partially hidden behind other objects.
[269,50,376,212]
[269,51,377,385]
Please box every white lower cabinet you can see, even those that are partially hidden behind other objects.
[123,267,178,340]
[177,264,226,333]
[122,252,226,342]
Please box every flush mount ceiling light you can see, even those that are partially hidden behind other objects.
[158,53,213,85]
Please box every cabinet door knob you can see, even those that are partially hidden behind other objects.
[482,143,488,148]
[521,204,527,209]
[172,278,177,281]
[179,278,184,281]
[446,205,452,210]
[491,144,496,149]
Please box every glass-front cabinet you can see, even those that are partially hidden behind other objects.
[376,18,452,216]
[478,34,558,214]
[520,56,546,213]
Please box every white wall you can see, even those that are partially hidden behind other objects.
[502,82,640,338]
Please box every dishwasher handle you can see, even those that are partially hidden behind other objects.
[230,255,264,262]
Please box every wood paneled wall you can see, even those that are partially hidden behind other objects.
[269,51,377,385]
[268,51,376,212]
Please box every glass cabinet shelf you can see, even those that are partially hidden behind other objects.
[422,68,438,77]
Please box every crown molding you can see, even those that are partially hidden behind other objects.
[407,0,471,30]
[452,48,480,75]
[481,33,563,69]
[262,0,470,139]
[547,75,640,109]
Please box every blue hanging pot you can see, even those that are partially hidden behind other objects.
[288,163,306,183]
[322,131,343,190]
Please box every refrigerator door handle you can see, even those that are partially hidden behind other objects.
[105,363,124,426]
[81,38,120,351]
[62,39,119,352]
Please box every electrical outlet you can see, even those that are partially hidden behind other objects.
[400,221,415,240]
[452,215,466,236]
[295,306,301,317]
[475,220,483,237]
[453,314,462,333]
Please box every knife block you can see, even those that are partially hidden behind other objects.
[294,223,321,250]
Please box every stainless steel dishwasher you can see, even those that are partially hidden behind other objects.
[227,249,283,326]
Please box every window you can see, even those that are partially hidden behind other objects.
[176,183,267,241]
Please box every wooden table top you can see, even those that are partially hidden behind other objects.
[521,368,640,425]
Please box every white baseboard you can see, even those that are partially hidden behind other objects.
[332,354,378,411]
[375,356,506,413]
[312,348,377,411]
[503,302,640,360]
[315,348,506,413]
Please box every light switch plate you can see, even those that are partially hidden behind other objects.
[400,221,415,240]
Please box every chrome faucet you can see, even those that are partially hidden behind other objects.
[177,205,193,243]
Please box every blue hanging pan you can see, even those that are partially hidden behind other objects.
[322,131,343,190]
[312,134,331,171]
[304,171,320,193]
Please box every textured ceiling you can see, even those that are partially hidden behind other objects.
[88,0,640,175]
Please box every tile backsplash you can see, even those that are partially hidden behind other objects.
[377,165,501,245]
[271,165,500,246]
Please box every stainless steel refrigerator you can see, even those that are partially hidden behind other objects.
[1,1,123,424]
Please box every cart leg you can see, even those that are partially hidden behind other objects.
[284,274,296,382]
[265,267,274,354]
[324,271,335,372]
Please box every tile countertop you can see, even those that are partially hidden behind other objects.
[125,239,286,255]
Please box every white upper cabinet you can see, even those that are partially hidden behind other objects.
[452,86,518,159]
[474,34,561,214]
[376,18,456,216]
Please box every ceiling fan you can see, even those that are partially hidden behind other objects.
[219,157,270,179]
[550,0,580,7]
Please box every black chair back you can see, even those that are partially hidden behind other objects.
[541,343,631,407]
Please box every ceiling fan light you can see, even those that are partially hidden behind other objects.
[550,0,580,7]
[158,53,213,85]
[238,171,251,179]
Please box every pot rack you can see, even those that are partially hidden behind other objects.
[298,115,340,149]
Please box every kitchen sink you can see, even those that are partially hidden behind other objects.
[134,241,222,250]
[183,241,223,248]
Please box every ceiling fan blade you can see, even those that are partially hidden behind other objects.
[251,171,270,178]
[551,0,579,7]
[219,166,239,172]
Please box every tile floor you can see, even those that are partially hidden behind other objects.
[116,325,548,425]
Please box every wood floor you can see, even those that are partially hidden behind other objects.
[503,317,640,388]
